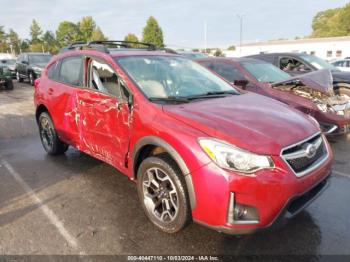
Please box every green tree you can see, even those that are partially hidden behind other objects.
[310,3,350,37]
[227,45,236,50]
[124,33,139,47]
[7,29,21,54]
[213,48,225,57]
[124,33,139,43]
[30,19,43,44]
[56,21,82,47]
[90,27,107,41]
[78,16,96,41]
[42,30,59,53]
[0,26,7,52]
[142,16,164,47]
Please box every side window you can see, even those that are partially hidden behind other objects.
[212,63,245,83]
[279,57,310,72]
[47,61,60,81]
[59,56,82,86]
[88,59,121,98]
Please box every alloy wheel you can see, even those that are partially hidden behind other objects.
[40,116,54,151]
[142,167,179,223]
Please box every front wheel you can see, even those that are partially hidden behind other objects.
[16,71,23,82]
[137,154,191,233]
[29,72,35,86]
[5,79,14,90]
[38,112,69,155]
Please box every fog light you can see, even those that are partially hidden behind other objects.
[234,204,248,220]
[227,192,259,224]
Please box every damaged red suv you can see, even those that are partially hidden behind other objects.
[34,41,332,234]
[197,57,350,135]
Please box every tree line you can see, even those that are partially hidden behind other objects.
[0,16,164,55]
[311,3,350,38]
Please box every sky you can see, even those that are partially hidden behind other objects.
[0,0,348,49]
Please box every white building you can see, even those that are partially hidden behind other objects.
[224,36,350,60]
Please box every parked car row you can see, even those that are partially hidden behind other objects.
[34,41,335,236]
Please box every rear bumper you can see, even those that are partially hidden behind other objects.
[195,171,331,235]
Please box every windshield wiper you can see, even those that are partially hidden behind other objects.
[149,96,190,103]
[186,90,238,100]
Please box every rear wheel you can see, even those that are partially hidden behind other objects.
[16,71,23,82]
[137,153,191,233]
[38,112,68,155]
[29,72,35,86]
[5,79,13,90]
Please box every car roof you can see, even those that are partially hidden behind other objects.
[248,52,307,57]
[196,56,264,63]
[21,52,52,56]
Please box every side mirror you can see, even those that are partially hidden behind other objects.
[233,79,249,88]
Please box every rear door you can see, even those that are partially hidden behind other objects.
[77,57,131,169]
[48,56,83,146]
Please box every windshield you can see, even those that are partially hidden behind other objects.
[299,54,336,70]
[1,59,16,65]
[241,62,290,83]
[116,56,239,100]
[29,55,52,64]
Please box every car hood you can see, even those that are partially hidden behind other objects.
[272,69,333,95]
[163,93,319,155]
[32,63,47,69]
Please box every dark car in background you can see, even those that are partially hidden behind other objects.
[177,51,208,59]
[197,57,350,135]
[0,59,16,78]
[0,63,14,90]
[15,53,52,85]
[247,53,350,96]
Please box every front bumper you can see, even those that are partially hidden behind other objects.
[190,139,333,234]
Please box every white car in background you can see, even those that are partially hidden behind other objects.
[331,59,350,72]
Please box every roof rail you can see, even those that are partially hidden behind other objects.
[59,40,177,55]
[87,40,156,50]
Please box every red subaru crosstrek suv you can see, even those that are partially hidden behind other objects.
[34,41,333,234]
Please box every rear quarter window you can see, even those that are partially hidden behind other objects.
[47,61,60,81]
[58,56,83,86]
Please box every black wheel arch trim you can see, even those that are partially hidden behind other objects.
[133,136,196,209]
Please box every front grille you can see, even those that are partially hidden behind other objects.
[281,133,328,177]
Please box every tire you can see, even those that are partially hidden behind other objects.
[29,72,35,86]
[16,71,23,82]
[38,112,69,155]
[5,79,14,90]
[137,153,191,233]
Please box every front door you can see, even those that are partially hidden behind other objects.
[77,57,131,169]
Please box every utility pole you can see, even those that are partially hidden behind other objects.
[204,21,207,54]
[237,14,245,56]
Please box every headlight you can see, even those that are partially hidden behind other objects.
[198,138,274,174]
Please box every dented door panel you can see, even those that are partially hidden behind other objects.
[76,88,130,170]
